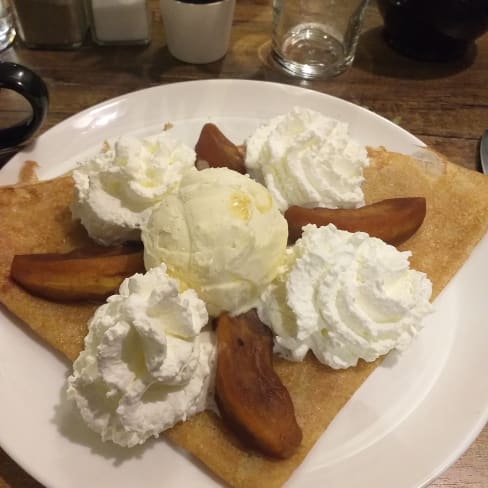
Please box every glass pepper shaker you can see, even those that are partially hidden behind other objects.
[87,0,152,46]
[10,0,88,49]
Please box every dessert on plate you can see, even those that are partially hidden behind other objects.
[1,107,488,488]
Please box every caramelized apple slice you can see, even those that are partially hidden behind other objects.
[215,310,302,459]
[10,243,144,302]
[285,197,426,245]
[195,123,246,174]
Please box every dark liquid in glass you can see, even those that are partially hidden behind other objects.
[377,0,488,61]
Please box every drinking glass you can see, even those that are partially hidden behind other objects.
[271,0,370,79]
[0,0,15,51]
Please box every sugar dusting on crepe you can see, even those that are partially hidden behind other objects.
[1,147,487,487]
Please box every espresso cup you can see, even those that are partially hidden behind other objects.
[160,0,236,64]
[0,62,49,150]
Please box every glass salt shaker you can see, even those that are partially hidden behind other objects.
[87,0,152,46]
[10,0,88,49]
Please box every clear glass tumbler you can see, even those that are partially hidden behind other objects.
[0,0,15,51]
[271,0,370,79]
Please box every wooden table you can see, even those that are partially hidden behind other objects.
[0,1,487,487]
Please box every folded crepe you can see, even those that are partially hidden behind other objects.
[0,148,487,488]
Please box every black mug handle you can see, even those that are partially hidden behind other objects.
[0,62,49,149]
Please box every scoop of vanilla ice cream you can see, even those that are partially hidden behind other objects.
[67,265,215,447]
[142,167,288,316]
[245,107,369,212]
[258,224,433,369]
[71,133,196,245]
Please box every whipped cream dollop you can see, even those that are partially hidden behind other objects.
[245,107,369,212]
[67,265,215,447]
[71,133,196,245]
[142,167,288,316]
[258,224,433,369]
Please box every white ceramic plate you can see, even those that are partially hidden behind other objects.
[0,80,487,488]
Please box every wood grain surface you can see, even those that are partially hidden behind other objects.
[0,1,487,487]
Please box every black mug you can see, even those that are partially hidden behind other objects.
[0,62,49,150]
[378,0,488,61]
